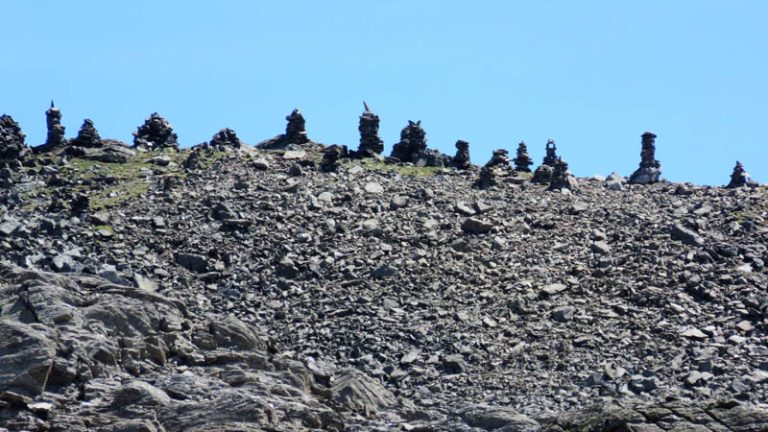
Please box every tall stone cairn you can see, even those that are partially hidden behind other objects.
[390,121,427,163]
[542,139,558,166]
[284,109,309,145]
[513,141,533,172]
[71,119,103,148]
[452,140,471,170]
[629,132,662,184]
[45,101,67,149]
[210,128,241,149]
[357,102,383,156]
[0,114,27,165]
[727,161,752,188]
[485,149,511,168]
[133,113,179,150]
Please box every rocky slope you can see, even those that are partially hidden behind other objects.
[1,145,767,431]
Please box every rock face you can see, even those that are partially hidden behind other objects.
[43,101,67,151]
[485,149,511,168]
[70,119,103,148]
[0,114,27,166]
[452,140,471,169]
[133,113,179,150]
[727,160,755,188]
[513,141,533,172]
[629,132,662,184]
[209,128,241,149]
[357,103,383,156]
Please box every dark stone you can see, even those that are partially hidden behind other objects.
[391,120,428,163]
[548,158,576,192]
[44,101,67,151]
[473,166,497,189]
[284,109,309,145]
[452,140,471,169]
[0,114,27,166]
[133,113,178,150]
[629,132,662,184]
[70,119,103,148]
[357,102,383,156]
[320,144,348,172]
[209,128,241,149]
[513,141,533,172]
[542,139,558,166]
[531,164,554,184]
[485,149,510,168]
[727,161,755,188]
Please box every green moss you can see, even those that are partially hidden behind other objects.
[356,158,444,177]
[89,178,150,210]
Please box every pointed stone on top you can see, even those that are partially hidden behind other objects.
[357,103,383,156]
[513,141,533,172]
[363,101,371,112]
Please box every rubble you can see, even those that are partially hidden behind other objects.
[357,102,384,156]
[133,112,179,150]
[629,132,662,184]
[0,114,27,167]
[209,128,242,150]
[320,144,348,172]
[473,166,497,189]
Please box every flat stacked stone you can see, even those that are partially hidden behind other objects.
[284,109,309,145]
[513,141,533,172]
[0,114,28,167]
[133,113,179,151]
[45,101,67,151]
[548,158,577,192]
[390,120,427,163]
[357,102,383,156]
[70,119,103,148]
[210,128,241,150]
[532,139,559,183]
[473,166,497,189]
[542,139,558,166]
[485,149,510,168]
[727,161,755,188]
[629,132,662,184]
[451,140,471,170]
[320,145,348,172]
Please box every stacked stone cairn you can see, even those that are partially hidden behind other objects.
[451,140,471,170]
[284,109,309,145]
[35,101,67,153]
[473,166,497,189]
[532,139,559,183]
[133,113,179,150]
[210,128,241,150]
[727,161,755,188]
[390,120,427,163]
[629,132,662,184]
[485,149,511,168]
[70,119,103,148]
[357,102,384,156]
[320,144,348,172]
[548,157,577,192]
[513,141,533,172]
[0,114,28,168]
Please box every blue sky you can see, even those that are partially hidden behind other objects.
[2,1,765,185]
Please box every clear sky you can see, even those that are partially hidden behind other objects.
[2,1,765,185]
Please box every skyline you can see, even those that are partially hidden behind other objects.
[2,1,766,185]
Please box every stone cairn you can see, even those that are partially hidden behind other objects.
[210,128,241,150]
[727,161,752,188]
[320,145,348,172]
[485,149,511,168]
[284,109,309,145]
[133,113,178,150]
[473,166,497,189]
[70,119,103,148]
[548,158,576,192]
[357,102,383,156]
[532,139,559,183]
[513,141,533,172]
[629,132,662,184]
[390,120,427,163]
[45,101,67,150]
[0,114,28,167]
[452,140,471,170]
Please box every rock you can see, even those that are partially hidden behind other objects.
[727,160,756,188]
[364,182,384,194]
[132,113,178,150]
[175,253,209,273]
[606,172,624,191]
[357,102,384,156]
[460,405,540,431]
[591,241,612,255]
[252,157,270,170]
[331,368,396,414]
[552,306,575,322]
[513,141,533,172]
[461,218,494,234]
[548,158,577,192]
[320,145,347,172]
[70,119,102,148]
[452,140,471,170]
[629,132,662,184]
[681,328,709,340]
[670,224,704,246]
[209,128,241,149]
[0,114,28,166]
[473,166,497,189]
[283,150,307,160]
[112,381,171,407]
[531,164,554,184]
[442,355,469,374]
[485,149,511,169]
[0,321,56,397]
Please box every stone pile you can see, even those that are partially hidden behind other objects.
[44,101,67,151]
[451,140,471,170]
[70,119,103,148]
[513,141,533,172]
[133,112,179,150]
[210,128,242,150]
[532,139,559,183]
[320,144,348,172]
[473,166,497,189]
[727,161,755,188]
[548,158,576,192]
[357,102,383,156]
[0,114,27,166]
[485,149,510,168]
[390,120,427,163]
[629,132,662,184]
[542,139,558,166]
[284,109,309,145]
